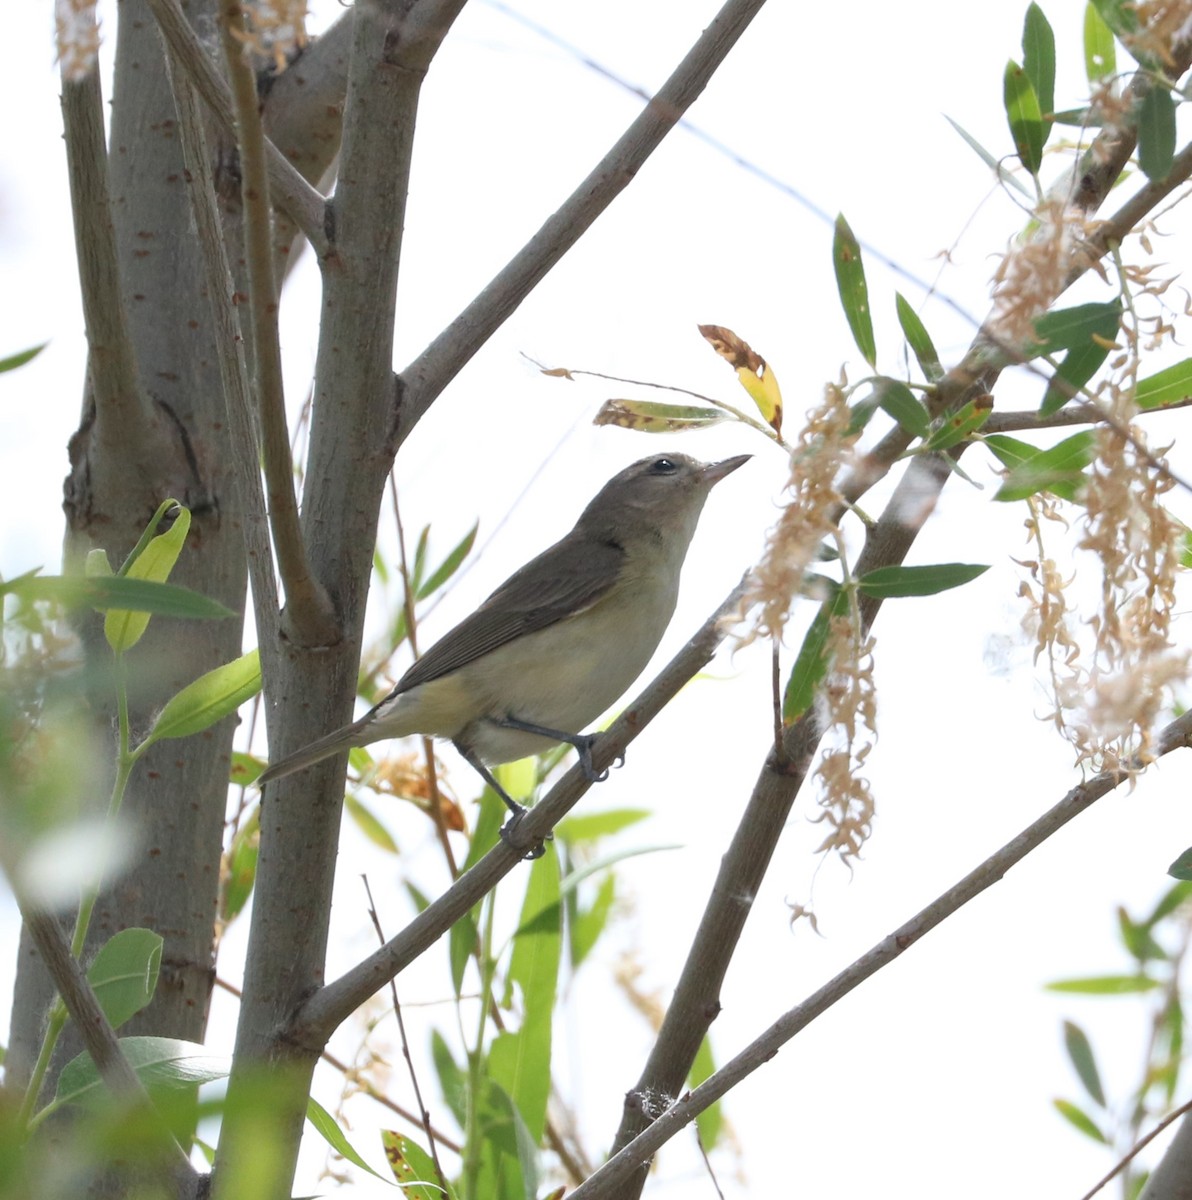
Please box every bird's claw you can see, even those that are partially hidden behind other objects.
[499,810,552,861]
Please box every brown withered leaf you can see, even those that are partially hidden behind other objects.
[593,398,728,433]
[698,323,765,374]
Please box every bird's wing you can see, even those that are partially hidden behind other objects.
[392,535,625,693]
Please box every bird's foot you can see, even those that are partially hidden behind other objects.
[499,809,552,861]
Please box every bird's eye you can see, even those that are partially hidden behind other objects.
[650,457,678,474]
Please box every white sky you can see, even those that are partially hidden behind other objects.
[5,0,1192,1196]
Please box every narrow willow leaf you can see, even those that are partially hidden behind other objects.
[1052,107,1100,126]
[307,1098,387,1181]
[593,398,728,433]
[1089,0,1136,41]
[1138,87,1176,181]
[105,503,192,652]
[983,433,1039,473]
[56,1037,229,1105]
[556,807,651,844]
[221,813,259,923]
[876,379,931,438]
[1063,1020,1107,1107]
[689,1036,723,1149]
[1054,1098,1109,1144]
[409,525,430,596]
[344,793,399,854]
[993,430,1095,502]
[1004,60,1045,174]
[783,590,847,724]
[1084,1,1116,81]
[87,929,163,1031]
[0,343,47,373]
[432,1030,469,1129]
[697,324,784,433]
[1040,339,1113,416]
[895,293,943,382]
[1031,302,1120,357]
[1168,846,1192,880]
[857,563,989,599]
[1136,357,1192,409]
[381,1130,456,1199]
[945,116,1034,197]
[1045,974,1161,994]
[417,520,479,600]
[920,398,991,452]
[143,650,261,745]
[570,870,616,969]
[3,573,232,621]
[833,215,876,367]
[1023,4,1056,120]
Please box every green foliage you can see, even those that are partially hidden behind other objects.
[1004,59,1046,174]
[833,215,876,367]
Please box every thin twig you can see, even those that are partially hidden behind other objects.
[18,906,197,1185]
[1078,1097,1192,1200]
[567,712,1192,1200]
[983,396,1192,434]
[218,2,336,646]
[143,0,328,253]
[160,46,279,640]
[362,876,449,1188]
[396,0,772,440]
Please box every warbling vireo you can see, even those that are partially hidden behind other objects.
[258,452,748,827]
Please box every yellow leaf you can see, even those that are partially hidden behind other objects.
[104,502,191,653]
[697,323,783,434]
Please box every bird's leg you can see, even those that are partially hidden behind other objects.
[493,715,624,783]
[452,740,547,861]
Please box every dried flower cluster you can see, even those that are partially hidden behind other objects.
[812,611,877,863]
[55,0,101,82]
[1123,0,1192,68]
[988,197,1099,351]
[737,382,856,646]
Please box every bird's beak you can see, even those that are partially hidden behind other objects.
[700,454,752,485]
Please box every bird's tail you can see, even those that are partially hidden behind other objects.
[257,719,370,787]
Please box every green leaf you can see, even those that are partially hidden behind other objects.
[417,521,479,600]
[143,650,261,746]
[895,293,943,382]
[783,590,848,724]
[344,793,399,854]
[469,1080,537,1200]
[1040,339,1113,416]
[689,1036,723,1149]
[448,909,478,998]
[876,379,931,438]
[1168,846,1192,881]
[409,525,430,597]
[1145,880,1192,926]
[833,215,876,367]
[1031,302,1121,357]
[993,430,1095,502]
[919,398,991,453]
[570,870,616,969]
[491,848,561,1142]
[983,433,1039,473]
[1023,4,1056,121]
[1084,1,1116,81]
[86,929,163,1031]
[592,398,729,434]
[1138,87,1176,182]
[857,563,989,599]
[1090,0,1137,39]
[0,343,47,373]
[1054,1097,1109,1143]
[3,572,233,621]
[56,1037,229,1106]
[306,1097,388,1181]
[1116,905,1167,962]
[380,1129,454,1198]
[431,1030,468,1129]
[1062,1020,1106,1107]
[221,813,259,923]
[556,807,650,845]
[944,116,1033,197]
[105,503,192,652]
[1136,358,1192,409]
[1004,60,1045,175]
[1045,975,1162,994]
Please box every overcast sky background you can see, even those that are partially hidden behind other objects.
[5,0,1192,1195]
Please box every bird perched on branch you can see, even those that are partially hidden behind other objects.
[258,452,749,846]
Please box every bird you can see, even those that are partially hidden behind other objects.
[258,452,749,841]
